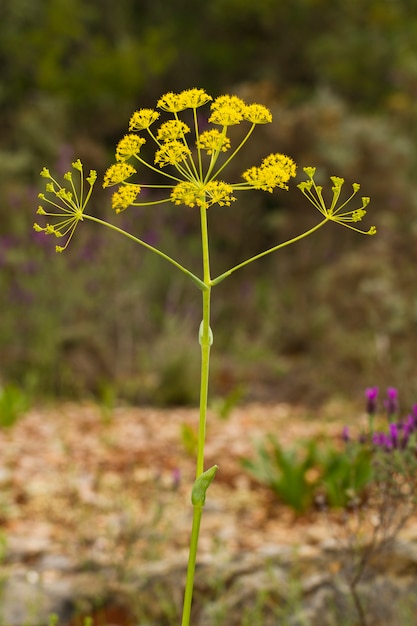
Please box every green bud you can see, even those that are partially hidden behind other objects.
[191,465,218,506]
[199,321,213,346]
[72,159,83,171]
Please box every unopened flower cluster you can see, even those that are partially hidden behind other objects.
[102,88,297,213]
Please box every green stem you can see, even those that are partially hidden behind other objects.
[83,214,207,291]
[211,217,329,286]
[181,204,212,626]
[181,507,203,626]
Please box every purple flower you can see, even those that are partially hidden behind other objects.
[365,386,379,415]
[341,426,350,442]
[384,387,399,416]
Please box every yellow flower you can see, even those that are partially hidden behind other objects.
[197,130,231,154]
[129,108,160,131]
[156,120,191,142]
[103,163,136,188]
[179,88,212,109]
[242,153,297,192]
[205,181,236,207]
[154,141,191,167]
[34,160,97,252]
[171,181,203,208]
[111,184,140,213]
[209,95,246,126]
[157,92,187,113]
[243,104,273,124]
[115,135,146,161]
[297,167,376,235]
[170,180,236,209]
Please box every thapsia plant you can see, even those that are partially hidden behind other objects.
[34,88,375,625]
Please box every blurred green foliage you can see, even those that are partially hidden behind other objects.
[2,0,417,405]
[242,434,373,513]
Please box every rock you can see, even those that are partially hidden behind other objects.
[1,540,417,625]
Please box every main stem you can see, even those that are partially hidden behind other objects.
[181,205,212,626]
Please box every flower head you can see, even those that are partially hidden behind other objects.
[154,141,191,167]
[156,120,191,142]
[129,108,160,131]
[116,135,146,161]
[243,103,273,124]
[242,154,297,192]
[103,163,136,188]
[209,95,246,126]
[111,184,140,213]
[100,89,300,213]
[365,386,379,415]
[197,130,231,155]
[298,167,376,235]
[34,160,97,252]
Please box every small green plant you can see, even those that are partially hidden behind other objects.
[0,383,30,428]
[242,436,320,513]
[33,88,375,625]
[242,434,374,513]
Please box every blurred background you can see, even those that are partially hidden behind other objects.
[1,0,417,409]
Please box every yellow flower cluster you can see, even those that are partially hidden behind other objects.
[298,167,376,235]
[34,160,97,251]
[116,135,146,161]
[243,154,297,192]
[111,184,140,213]
[170,180,236,209]
[101,87,297,212]
[197,130,231,155]
[36,88,375,254]
[103,163,136,188]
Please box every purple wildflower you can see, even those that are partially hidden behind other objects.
[365,386,379,415]
[341,426,350,442]
[384,387,399,416]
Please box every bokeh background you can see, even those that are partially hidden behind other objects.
[2,0,417,408]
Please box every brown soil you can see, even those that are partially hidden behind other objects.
[0,400,367,571]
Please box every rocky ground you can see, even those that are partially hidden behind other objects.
[1,401,417,625]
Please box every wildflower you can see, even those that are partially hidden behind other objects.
[197,130,231,154]
[243,103,273,124]
[116,135,146,161]
[365,386,379,415]
[171,181,204,208]
[156,120,191,142]
[242,154,297,192]
[384,387,399,417]
[111,184,140,213]
[341,426,350,442]
[103,163,136,188]
[34,160,97,252]
[205,181,236,207]
[298,167,376,235]
[129,108,160,131]
[209,95,246,126]
[157,92,187,113]
[180,88,212,109]
[154,141,191,167]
